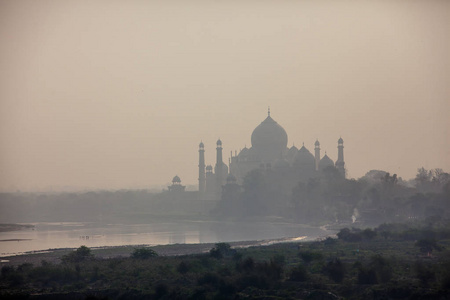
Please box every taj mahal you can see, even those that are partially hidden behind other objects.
[190,108,346,200]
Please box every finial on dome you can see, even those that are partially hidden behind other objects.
[268,106,270,117]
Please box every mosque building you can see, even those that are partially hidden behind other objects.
[198,109,345,200]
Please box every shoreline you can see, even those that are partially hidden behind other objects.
[0,223,35,232]
[0,235,332,267]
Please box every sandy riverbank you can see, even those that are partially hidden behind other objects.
[0,223,34,232]
[0,236,314,267]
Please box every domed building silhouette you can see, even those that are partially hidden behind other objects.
[167,175,185,193]
[198,108,345,199]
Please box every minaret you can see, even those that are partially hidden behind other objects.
[198,141,206,196]
[314,139,320,171]
[335,137,345,176]
[215,139,224,190]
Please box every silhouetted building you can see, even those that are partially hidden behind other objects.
[198,108,346,199]
[168,175,185,193]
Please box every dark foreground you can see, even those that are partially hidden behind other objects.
[1,221,450,300]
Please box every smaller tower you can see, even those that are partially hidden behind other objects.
[198,141,206,196]
[335,137,345,176]
[314,139,320,171]
[215,139,224,192]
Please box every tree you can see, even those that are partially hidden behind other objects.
[324,258,346,283]
[131,247,158,259]
[337,228,362,242]
[415,238,442,255]
[415,167,433,192]
[362,228,377,240]
[210,242,233,259]
[61,245,93,263]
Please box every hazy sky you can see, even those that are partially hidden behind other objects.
[1,0,449,191]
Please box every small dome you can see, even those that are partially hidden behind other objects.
[287,145,298,160]
[319,154,334,170]
[217,139,222,146]
[338,137,344,144]
[286,146,297,163]
[199,141,204,148]
[238,146,249,157]
[289,145,298,153]
[172,175,181,183]
[214,162,228,176]
[226,174,237,183]
[315,140,320,146]
[294,146,315,167]
[206,165,213,171]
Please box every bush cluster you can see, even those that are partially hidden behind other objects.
[131,247,159,259]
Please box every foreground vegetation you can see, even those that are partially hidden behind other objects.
[2,219,450,299]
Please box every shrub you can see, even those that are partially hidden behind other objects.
[289,264,309,282]
[415,238,443,254]
[177,261,190,274]
[324,237,337,245]
[414,261,435,286]
[1,265,25,286]
[362,228,377,240]
[356,255,392,284]
[8,273,24,286]
[299,251,323,263]
[218,280,236,296]
[257,260,283,280]
[237,257,255,273]
[337,228,362,242]
[29,265,77,282]
[209,247,222,259]
[1,265,15,277]
[198,272,220,287]
[233,252,243,262]
[154,283,169,299]
[131,247,158,259]
[210,242,233,259]
[324,258,346,283]
[41,260,51,266]
[441,270,450,290]
[357,266,377,284]
[17,263,33,272]
[271,254,285,266]
[62,245,93,263]
[236,274,268,289]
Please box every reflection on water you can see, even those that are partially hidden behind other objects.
[0,221,327,257]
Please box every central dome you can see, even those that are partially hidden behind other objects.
[251,114,288,162]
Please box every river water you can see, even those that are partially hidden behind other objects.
[0,220,329,257]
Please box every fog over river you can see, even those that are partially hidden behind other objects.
[0,221,329,257]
